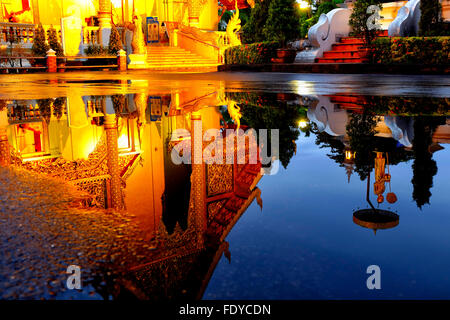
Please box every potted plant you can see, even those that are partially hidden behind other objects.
[263,0,301,63]
[349,0,383,62]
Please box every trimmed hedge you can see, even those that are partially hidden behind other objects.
[371,37,450,64]
[364,96,450,116]
[224,41,279,65]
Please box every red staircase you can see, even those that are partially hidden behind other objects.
[316,30,388,63]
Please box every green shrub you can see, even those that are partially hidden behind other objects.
[31,23,49,57]
[224,41,280,64]
[370,37,392,63]
[47,25,64,57]
[370,37,450,65]
[84,45,110,56]
[108,24,123,54]
[299,0,343,39]
[242,0,272,44]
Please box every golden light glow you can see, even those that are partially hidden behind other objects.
[297,0,310,9]
[298,120,308,129]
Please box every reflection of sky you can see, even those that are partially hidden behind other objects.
[204,134,450,299]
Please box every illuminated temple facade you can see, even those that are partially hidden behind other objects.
[0,0,218,28]
[0,0,232,68]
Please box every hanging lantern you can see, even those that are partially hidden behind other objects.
[386,192,397,204]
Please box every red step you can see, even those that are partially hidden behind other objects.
[323,50,360,59]
[332,43,363,51]
[316,57,364,63]
[329,95,363,104]
[316,31,387,64]
[340,37,364,44]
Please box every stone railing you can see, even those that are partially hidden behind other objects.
[82,26,100,45]
[0,22,35,48]
[0,23,62,49]
[174,25,230,63]
[307,8,352,59]
[82,26,125,46]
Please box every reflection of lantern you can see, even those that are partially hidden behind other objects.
[298,120,308,129]
[344,148,355,163]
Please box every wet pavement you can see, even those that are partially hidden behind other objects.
[0,167,151,299]
[0,71,449,99]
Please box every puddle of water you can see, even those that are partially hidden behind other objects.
[0,73,449,299]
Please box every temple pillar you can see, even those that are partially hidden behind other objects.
[104,113,122,209]
[98,0,112,47]
[191,111,207,247]
[0,110,10,167]
[0,129,10,167]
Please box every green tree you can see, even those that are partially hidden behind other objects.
[31,23,49,57]
[47,25,64,56]
[419,0,442,36]
[52,97,66,120]
[263,0,300,46]
[299,0,342,38]
[108,24,123,54]
[242,0,272,44]
[37,98,52,123]
[349,0,382,45]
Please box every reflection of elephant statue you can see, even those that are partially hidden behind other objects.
[307,96,348,136]
[384,116,414,148]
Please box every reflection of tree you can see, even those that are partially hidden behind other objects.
[37,98,52,123]
[112,94,127,115]
[314,128,346,166]
[52,97,66,120]
[162,147,191,234]
[411,117,445,208]
[238,102,305,168]
[346,113,378,180]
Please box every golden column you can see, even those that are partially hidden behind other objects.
[98,0,112,46]
[104,113,122,209]
[0,109,9,167]
[0,128,10,167]
[191,111,207,247]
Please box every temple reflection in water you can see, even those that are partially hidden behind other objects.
[0,85,449,298]
[0,84,268,298]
